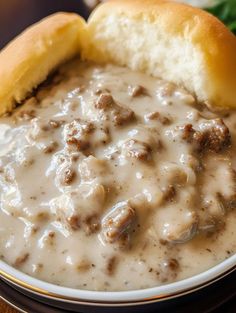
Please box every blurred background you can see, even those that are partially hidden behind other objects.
[0,0,234,50]
[0,0,92,49]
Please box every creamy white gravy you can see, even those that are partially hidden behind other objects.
[0,59,235,291]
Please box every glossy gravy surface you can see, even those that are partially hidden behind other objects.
[0,59,235,291]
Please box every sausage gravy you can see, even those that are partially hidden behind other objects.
[0,59,235,291]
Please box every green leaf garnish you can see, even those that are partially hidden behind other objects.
[206,0,236,34]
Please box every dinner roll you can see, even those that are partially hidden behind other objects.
[85,0,236,109]
[0,13,85,115]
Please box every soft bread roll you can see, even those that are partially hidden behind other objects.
[0,13,86,115]
[85,0,236,109]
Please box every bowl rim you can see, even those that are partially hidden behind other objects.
[0,254,235,304]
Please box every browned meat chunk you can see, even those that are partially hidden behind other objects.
[181,119,230,152]
[43,141,59,154]
[105,256,117,275]
[64,119,94,151]
[162,185,176,202]
[48,231,55,238]
[196,119,230,152]
[112,105,134,126]
[60,167,76,185]
[181,124,195,142]
[77,259,91,272]
[102,202,136,243]
[163,258,180,271]
[14,253,29,267]
[129,85,148,97]
[145,111,171,125]
[95,93,114,109]
[122,139,152,161]
[36,211,50,222]
[43,231,56,246]
[67,215,80,230]
[160,258,180,282]
[146,111,161,121]
[94,92,135,126]
[67,213,100,234]
[83,214,100,235]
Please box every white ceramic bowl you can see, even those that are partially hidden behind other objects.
[0,254,235,312]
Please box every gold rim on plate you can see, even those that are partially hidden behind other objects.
[0,265,235,306]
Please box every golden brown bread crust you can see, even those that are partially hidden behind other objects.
[0,1,236,114]
[85,0,236,109]
[0,12,86,115]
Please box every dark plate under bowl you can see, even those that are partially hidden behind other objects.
[0,269,235,313]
